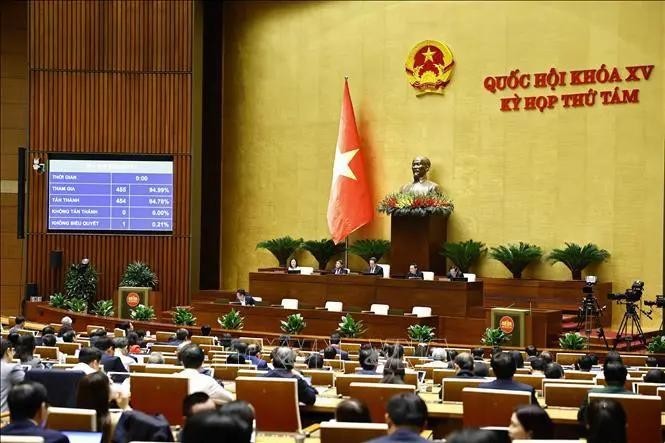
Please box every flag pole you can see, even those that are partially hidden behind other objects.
[345,236,349,269]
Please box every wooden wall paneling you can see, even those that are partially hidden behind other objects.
[26,0,193,310]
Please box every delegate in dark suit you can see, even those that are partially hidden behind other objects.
[367,264,383,276]
[406,271,423,279]
[478,377,537,404]
[366,428,429,443]
[101,353,127,373]
[1,419,70,443]
[478,351,538,404]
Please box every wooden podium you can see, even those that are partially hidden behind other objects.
[390,215,448,275]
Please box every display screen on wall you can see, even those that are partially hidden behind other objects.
[47,154,174,234]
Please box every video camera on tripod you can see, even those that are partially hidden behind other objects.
[644,294,665,308]
[576,276,608,349]
[607,280,644,303]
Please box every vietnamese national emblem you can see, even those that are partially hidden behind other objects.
[405,40,455,95]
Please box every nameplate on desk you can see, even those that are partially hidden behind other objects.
[286,270,301,274]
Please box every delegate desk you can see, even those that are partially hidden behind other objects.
[248,272,484,317]
[192,303,438,339]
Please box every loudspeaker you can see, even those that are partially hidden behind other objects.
[50,250,63,269]
[24,283,38,301]
[17,147,26,239]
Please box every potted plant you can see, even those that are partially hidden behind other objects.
[256,236,303,267]
[547,242,610,280]
[129,304,156,321]
[173,306,197,326]
[218,309,244,330]
[348,239,391,264]
[489,242,543,278]
[48,293,68,309]
[280,313,306,335]
[66,298,88,313]
[407,324,435,343]
[120,261,158,288]
[301,239,346,270]
[377,191,454,217]
[559,332,587,350]
[480,327,511,347]
[64,261,97,303]
[337,314,366,338]
[440,239,487,273]
[91,299,114,317]
[647,336,665,353]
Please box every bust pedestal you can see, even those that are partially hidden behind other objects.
[390,215,448,276]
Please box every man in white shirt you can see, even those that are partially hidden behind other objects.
[177,344,233,404]
[68,347,102,375]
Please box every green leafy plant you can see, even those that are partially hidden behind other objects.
[64,262,97,302]
[280,313,306,335]
[173,306,197,326]
[407,324,436,343]
[337,314,366,338]
[559,332,587,350]
[120,261,158,288]
[129,304,156,321]
[348,239,391,263]
[647,336,665,353]
[48,293,68,309]
[218,309,244,330]
[256,236,303,267]
[301,239,346,270]
[547,242,610,280]
[480,327,511,347]
[440,239,487,273]
[91,299,114,317]
[489,242,543,278]
[66,298,88,313]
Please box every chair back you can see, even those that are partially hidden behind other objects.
[46,407,96,431]
[129,373,189,426]
[462,388,531,427]
[150,344,178,353]
[635,382,665,395]
[86,325,106,336]
[340,343,361,354]
[349,382,415,422]
[422,271,435,281]
[143,364,182,374]
[541,378,596,391]
[411,306,432,317]
[235,377,301,432]
[114,328,126,337]
[237,369,269,377]
[369,304,389,315]
[621,355,647,367]
[555,352,585,366]
[335,374,382,396]
[155,331,175,342]
[543,383,595,407]
[191,335,215,345]
[323,359,343,370]
[564,370,597,381]
[55,342,81,355]
[403,371,418,387]
[211,363,256,380]
[320,421,388,443]
[325,301,343,312]
[302,369,334,386]
[35,346,58,360]
[441,378,486,402]
[239,337,264,348]
[596,376,639,391]
[432,368,457,385]
[281,298,299,309]
[343,360,361,374]
[381,265,391,278]
[414,365,435,381]
[513,374,545,391]
[588,392,661,443]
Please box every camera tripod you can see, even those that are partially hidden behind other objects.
[613,301,651,350]
[576,293,609,350]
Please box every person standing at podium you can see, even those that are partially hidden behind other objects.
[406,264,423,280]
[367,257,383,276]
[332,260,349,275]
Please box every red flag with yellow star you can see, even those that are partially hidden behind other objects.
[327,79,373,244]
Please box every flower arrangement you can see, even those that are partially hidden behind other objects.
[377,191,454,217]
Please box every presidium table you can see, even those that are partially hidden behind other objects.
[244,272,562,346]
